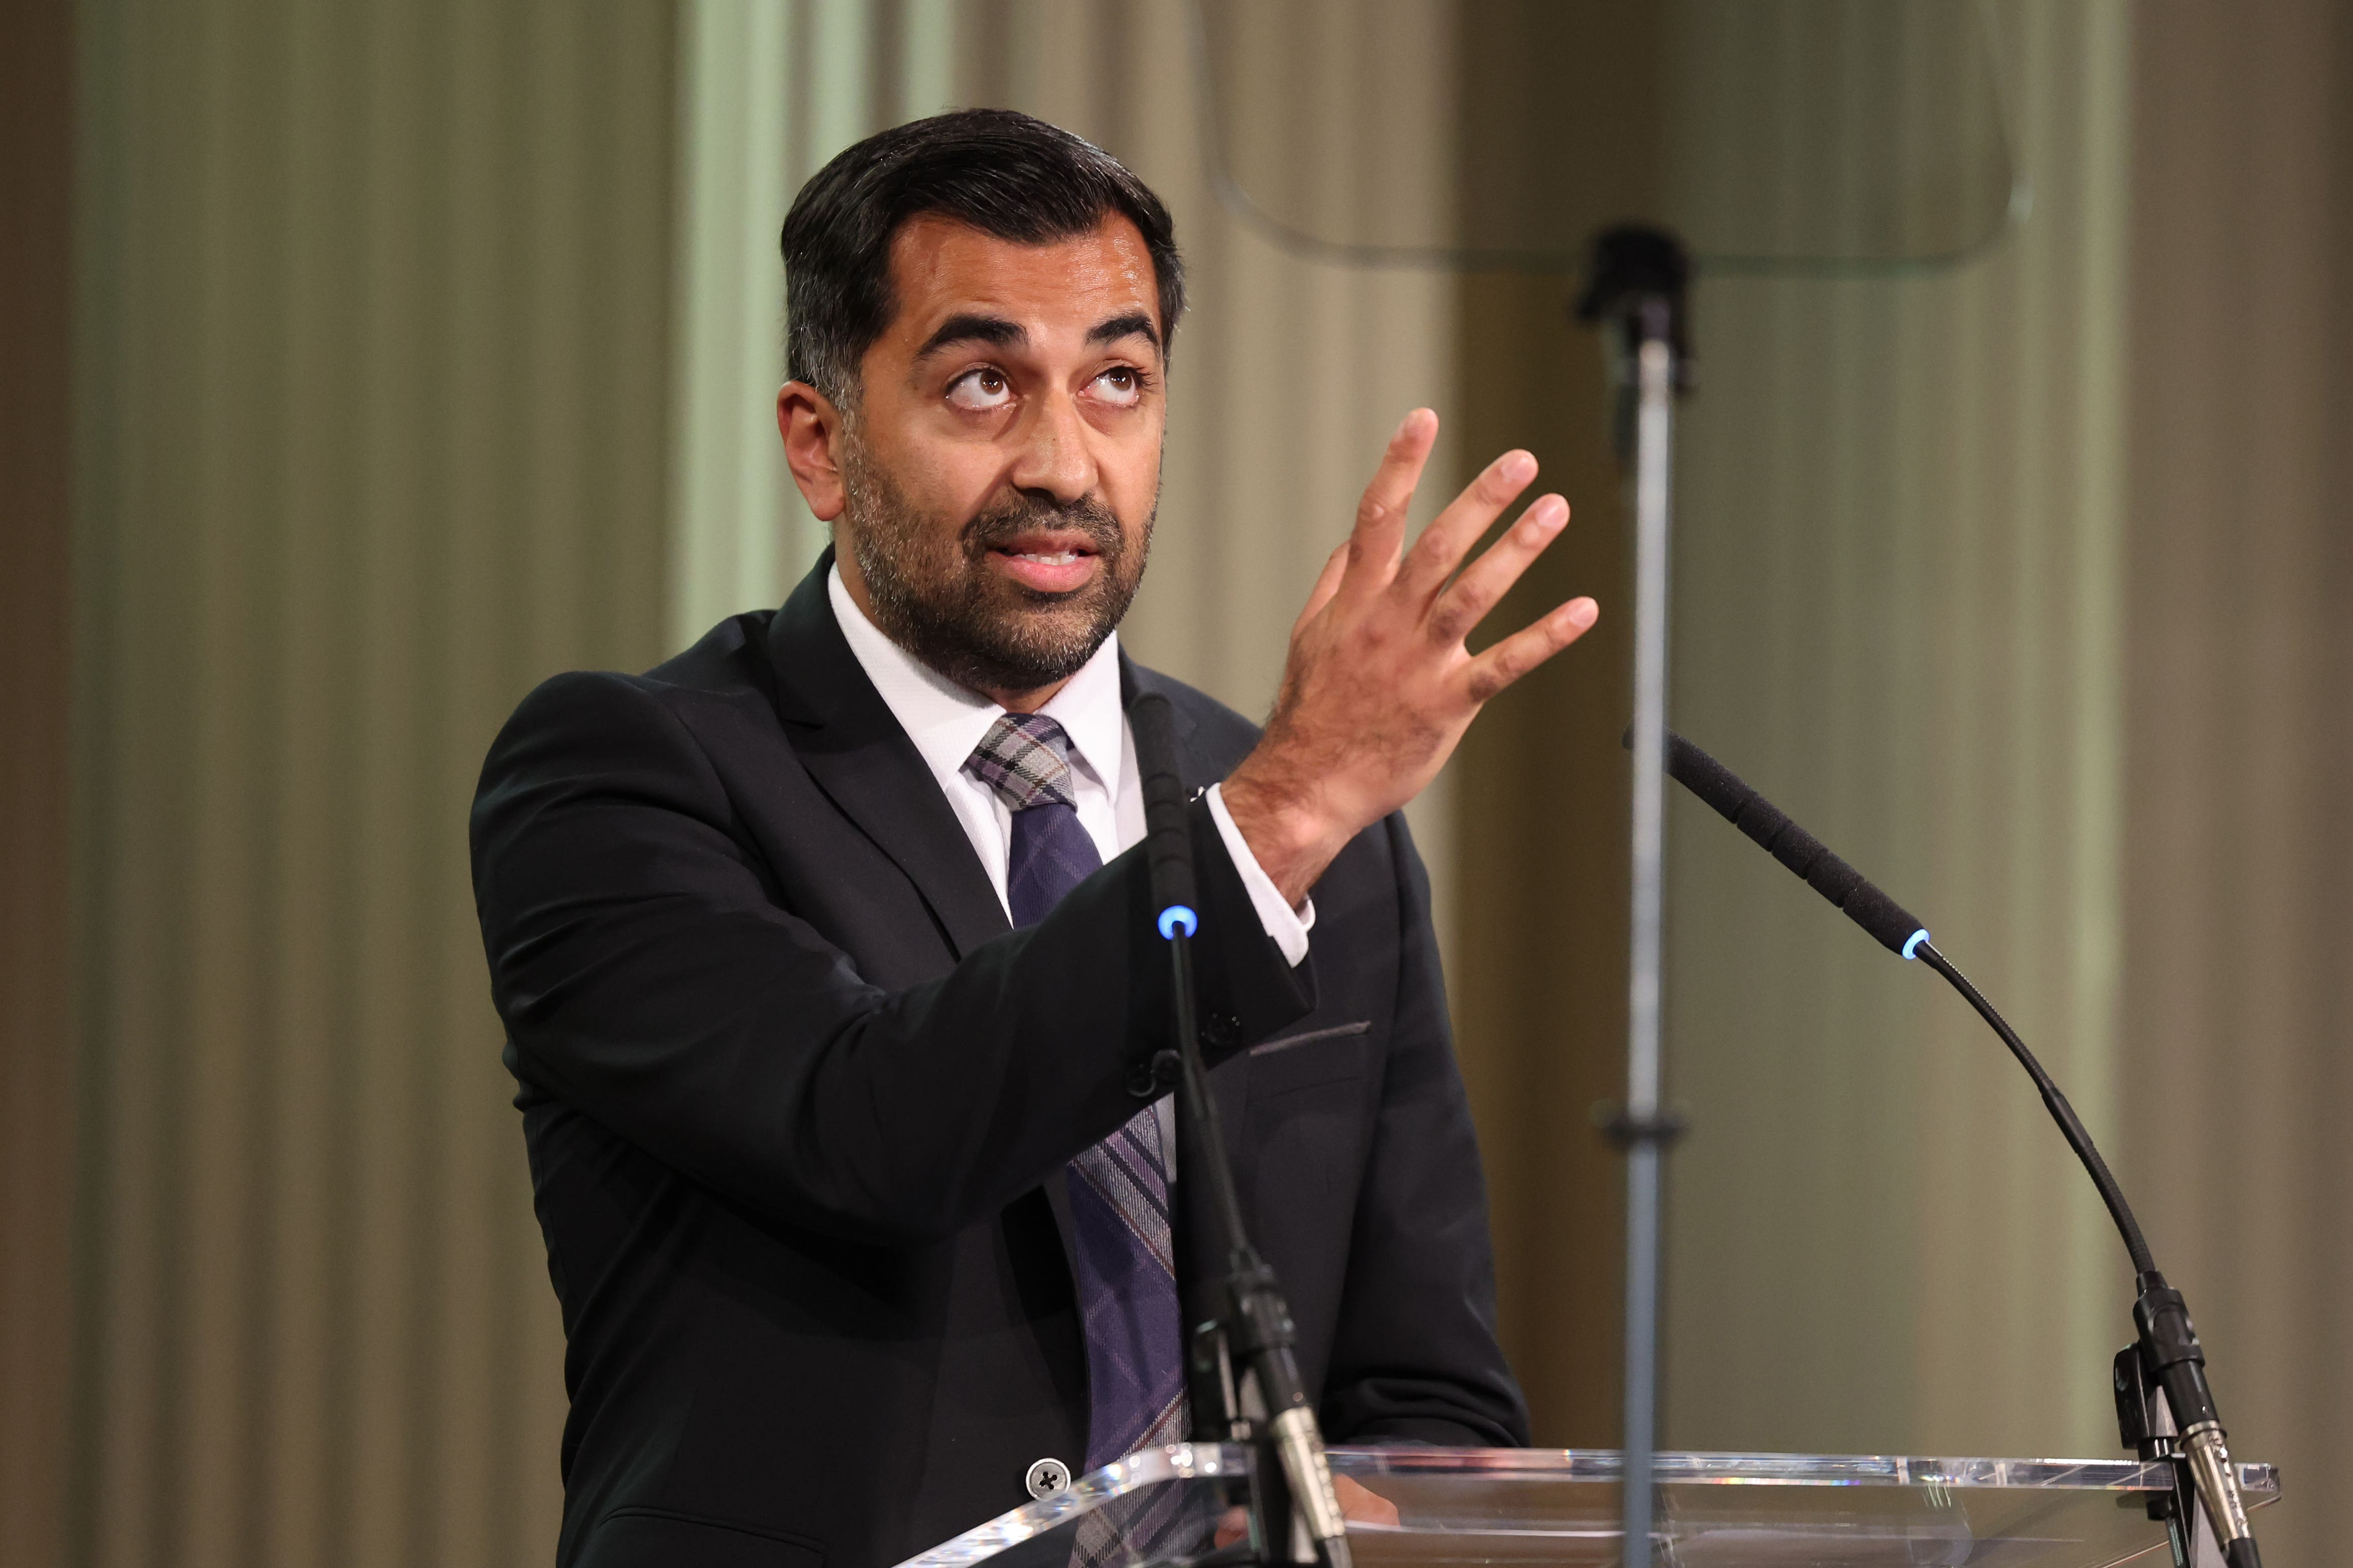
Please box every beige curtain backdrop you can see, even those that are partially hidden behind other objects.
[1,5,78,1565]
[668,0,959,645]
[66,5,676,1566]
[2121,5,2352,1559]
[23,2,2348,1565]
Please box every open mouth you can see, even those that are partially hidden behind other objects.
[985,531,1105,594]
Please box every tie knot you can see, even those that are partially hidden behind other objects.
[964,713,1077,811]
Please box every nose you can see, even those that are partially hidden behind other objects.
[1006,386,1099,505]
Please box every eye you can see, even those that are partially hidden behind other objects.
[946,367,1013,411]
[1090,364,1147,409]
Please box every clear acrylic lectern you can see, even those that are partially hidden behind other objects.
[895,1445,2280,1567]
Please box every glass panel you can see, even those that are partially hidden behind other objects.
[898,1446,2281,1568]
[1193,0,2024,270]
[897,1446,1253,1568]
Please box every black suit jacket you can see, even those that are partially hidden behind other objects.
[470,555,1528,1568]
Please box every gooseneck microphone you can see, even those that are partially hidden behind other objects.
[1131,692,1350,1568]
[1635,726,2264,1568]
[1643,727,1930,958]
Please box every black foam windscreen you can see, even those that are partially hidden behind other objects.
[1626,727,1926,955]
[1127,691,1198,921]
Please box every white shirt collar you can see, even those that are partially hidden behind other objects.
[827,562,1125,796]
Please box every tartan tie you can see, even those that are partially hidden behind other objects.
[964,714,1189,1471]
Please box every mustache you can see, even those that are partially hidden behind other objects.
[961,493,1125,560]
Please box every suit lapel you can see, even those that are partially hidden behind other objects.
[764,553,1011,958]
[1119,656,1211,791]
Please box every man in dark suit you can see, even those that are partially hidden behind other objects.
[472,110,1598,1568]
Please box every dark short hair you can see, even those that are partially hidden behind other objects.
[780,109,1185,405]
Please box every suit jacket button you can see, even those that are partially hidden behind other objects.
[1201,1013,1241,1049]
[1126,1064,1158,1098]
[1025,1456,1071,1498]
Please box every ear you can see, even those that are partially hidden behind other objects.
[778,381,848,521]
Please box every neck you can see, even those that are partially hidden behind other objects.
[983,678,1071,714]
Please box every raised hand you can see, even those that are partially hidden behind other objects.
[1222,408,1599,904]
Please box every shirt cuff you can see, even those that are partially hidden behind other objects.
[1205,782,1314,968]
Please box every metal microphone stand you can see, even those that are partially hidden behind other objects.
[1575,225,1692,1568]
[1129,693,1351,1568]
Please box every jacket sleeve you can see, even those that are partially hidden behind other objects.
[469,670,1313,1246]
[1316,814,1533,1448]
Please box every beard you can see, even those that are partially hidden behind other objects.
[840,439,1153,695]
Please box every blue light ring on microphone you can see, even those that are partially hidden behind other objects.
[1901,928,1931,961]
[1157,905,1199,941]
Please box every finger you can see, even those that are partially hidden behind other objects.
[1339,408,1439,602]
[1426,494,1570,646]
[1293,536,1351,639]
[1334,1474,1401,1527]
[1395,447,1541,603]
[1461,596,1600,705]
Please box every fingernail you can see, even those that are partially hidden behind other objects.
[1500,451,1536,484]
[1395,408,1433,441]
[1567,598,1599,627]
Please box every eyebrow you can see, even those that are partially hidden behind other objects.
[911,309,1162,363]
[1086,311,1160,351]
[913,313,1026,361]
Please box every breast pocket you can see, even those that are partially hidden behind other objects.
[1247,1020,1372,1100]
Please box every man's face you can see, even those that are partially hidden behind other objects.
[786,213,1166,703]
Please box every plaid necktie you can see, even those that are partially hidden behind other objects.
[964,714,1188,1470]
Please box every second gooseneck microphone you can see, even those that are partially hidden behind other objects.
[1640,727,1929,958]
[1634,726,2264,1568]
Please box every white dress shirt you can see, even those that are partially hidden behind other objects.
[828,565,1311,965]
